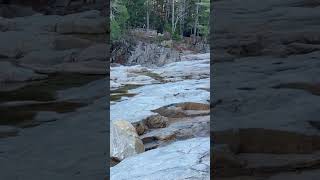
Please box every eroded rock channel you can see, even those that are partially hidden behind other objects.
[110,53,210,179]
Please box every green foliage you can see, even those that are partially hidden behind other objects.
[172,32,182,41]
[197,0,210,37]
[111,0,130,41]
[111,19,121,40]
[124,0,147,27]
[164,23,172,34]
[111,0,210,41]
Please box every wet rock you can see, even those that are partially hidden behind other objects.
[0,5,37,18]
[268,169,320,180]
[34,111,60,123]
[0,125,19,138]
[57,77,106,102]
[51,60,107,74]
[111,137,210,180]
[110,120,144,161]
[0,31,53,58]
[239,152,320,173]
[21,59,107,75]
[214,128,320,154]
[0,17,14,31]
[18,49,77,66]
[213,144,247,177]
[56,10,107,34]
[0,61,47,83]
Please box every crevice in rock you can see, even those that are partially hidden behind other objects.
[308,121,320,131]
[272,82,320,96]
[237,87,256,91]
[136,106,209,152]
[214,128,320,154]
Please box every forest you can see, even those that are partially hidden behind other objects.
[111,0,210,42]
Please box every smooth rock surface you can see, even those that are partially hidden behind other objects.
[111,137,210,180]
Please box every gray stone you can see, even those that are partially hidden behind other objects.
[110,120,145,161]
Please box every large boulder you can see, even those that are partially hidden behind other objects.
[110,120,144,162]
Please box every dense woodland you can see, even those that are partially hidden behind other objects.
[111,0,210,42]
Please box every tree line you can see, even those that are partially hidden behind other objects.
[111,0,210,42]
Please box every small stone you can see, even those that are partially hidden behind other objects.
[144,115,169,129]
[132,121,147,135]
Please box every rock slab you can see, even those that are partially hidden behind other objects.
[111,137,210,180]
